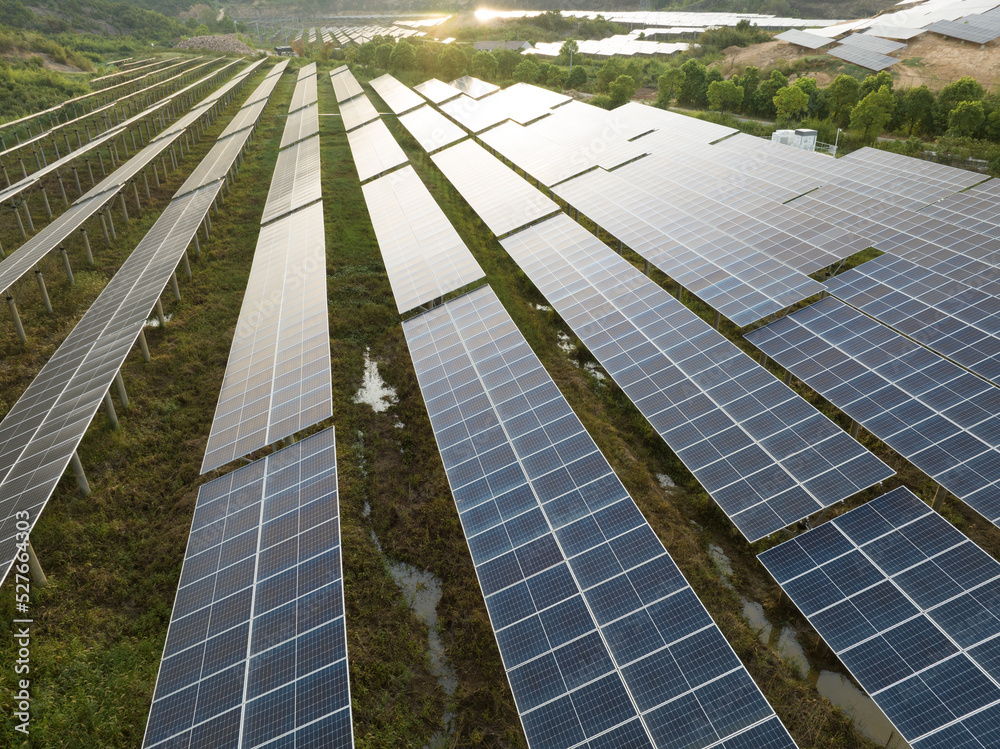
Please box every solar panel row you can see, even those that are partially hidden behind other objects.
[330,68,364,103]
[346,119,408,183]
[413,77,463,104]
[759,487,1000,747]
[402,284,799,749]
[828,44,898,70]
[746,296,1000,529]
[368,72,425,114]
[396,104,467,153]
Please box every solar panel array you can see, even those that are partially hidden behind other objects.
[346,119,408,183]
[430,140,559,237]
[280,102,319,149]
[396,104,467,153]
[501,214,892,540]
[553,168,826,327]
[361,166,484,315]
[824,254,1000,386]
[746,296,1000,529]
[439,84,568,134]
[449,75,499,99]
[144,428,353,749]
[0,61,286,587]
[413,77,463,104]
[758,486,1000,748]
[368,73,425,114]
[338,94,380,132]
[838,32,907,53]
[330,68,364,103]
[202,66,331,474]
[402,284,798,749]
[926,17,1000,43]
[828,43,898,70]
[775,29,832,48]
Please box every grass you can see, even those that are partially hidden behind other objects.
[0,58,998,749]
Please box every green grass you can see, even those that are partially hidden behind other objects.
[1,58,999,749]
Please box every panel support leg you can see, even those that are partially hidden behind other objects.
[136,329,151,362]
[80,229,94,265]
[25,539,47,588]
[849,420,860,439]
[6,294,25,343]
[170,272,181,301]
[155,299,166,327]
[60,247,74,284]
[114,371,129,410]
[713,310,721,331]
[34,270,52,313]
[69,451,91,496]
[932,483,948,512]
[103,390,119,429]
[783,369,792,386]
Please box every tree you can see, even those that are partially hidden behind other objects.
[494,48,521,79]
[193,24,210,36]
[949,100,985,137]
[752,69,787,119]
[707,79,743,112]
[513,59,540,83]
[375,43,393,70]
[608,74,637,107]
[677,59,706,106]
[859,70,892,99]
[567,65,588,89]
[936,76,985,132]
[793,76,817,95]
[356,41,376,68]
[827,74,861,127]
[734,65,758,112]
[596,57,626,92]
[471,50,498,80]
[850,85,895,142]
[773,84,808,125]
[899,85,936,136]
[560,39,578,69]
[438,45,468,81]
[656,67,685,108]
[390,40,416,73]
[416,44,437,74]
[700,69,723,107]
[547,66,567,88]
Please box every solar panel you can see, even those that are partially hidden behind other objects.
[279,102,319,149]
[449,75,499,98]
[430,140,559,237]
[838,32,907,53]
[402,284,798,749]
[926,18,1000,44]
[825,254,1000,386]
[361,166,484,314]
[775,29,833,48]
[413,77,462,104]
[747,296,1000,528]
[201,203,331,473]
[369,73,425,114]
[288,71,319,113]
[439,86,560,134]
[828,44,898,70]
[330,69,364,103]
[346,119,408,183]
[502,214,892,540]
[260,134,322,226]
[758,486,1000,748]
[338,94,380,132]
[145,428,353,749]
[553,169,826,327]
[219,100,269,141]
[296,61,317,80]
[396,104,466,153]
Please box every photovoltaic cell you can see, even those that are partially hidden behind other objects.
[403,284,798,749]
[144,428,353,749]
[260,134,322,226]
[553,169,825,327]
[759,486,1000,747]
[502,215,891,540]
[280,102,319,149]
[413,77,463,104]
[825,254,1000,385]
[747,296,1000,528]
[330,69,364,103]
[338,94,380,132]
[346,119,408,183]
[361,166,484,314]
[368,73,425,114]
[396,104,467,153]
[430,140,559,237]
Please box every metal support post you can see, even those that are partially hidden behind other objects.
[114,371,129,410]
[783,369,793,386]
[34,270,52,313]
[643,259,650,276]
[152,162,160,188]
[132,180,141,213]
[850,420,861,439]
[713,310,721,331]
[40,187,52,219]
[6,294,26,343]
[106,208,116,240]
[99,212,111,247]
[182,251,192,279]
[155,299,166,327]
[103,390,119,429]
[60,247,74,284]
[72,166,82,195]
[136,328,151,362]
[80,228,94,265]
[932,483,948,512]
[25,539,47,589]
[118,191,129,222]
[170,272,181,301]
[192,234,200,258]
[23,199,36,232]
[143,172,151,200]
[14,204,26,241]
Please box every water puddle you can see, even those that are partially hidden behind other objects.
[356,433,457,747]
[144,312,173,328]
[353,347,398,413]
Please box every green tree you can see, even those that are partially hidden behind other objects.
[560,39,578,69]
[375,43,393,70]
[773,84,808,125]
[752,69,787,119]
[596,57,626,92]
[701,69,723,107]
[707,79,744,112]
[471,50,498,80]
[439,45,468,80]
[513,59,540,83]
[416,44,437,74]
[656,67,685,108]
[987,107,1000,140]
[899,85,936,135]
[948,99,985,137]
[567,65,588,89]
[356,41,376,68]
[827,74,861,126]
[734,65,759,112]
[936,76,985,132]
[793,76,818,95]
[494,48,521,78]
[390,40,416,73]
[677,58,706,106]
[859,70,892,99]
[608,74,637,106]
[193,24,209,36]
[547,66,567,88]
[850,85,896,142]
